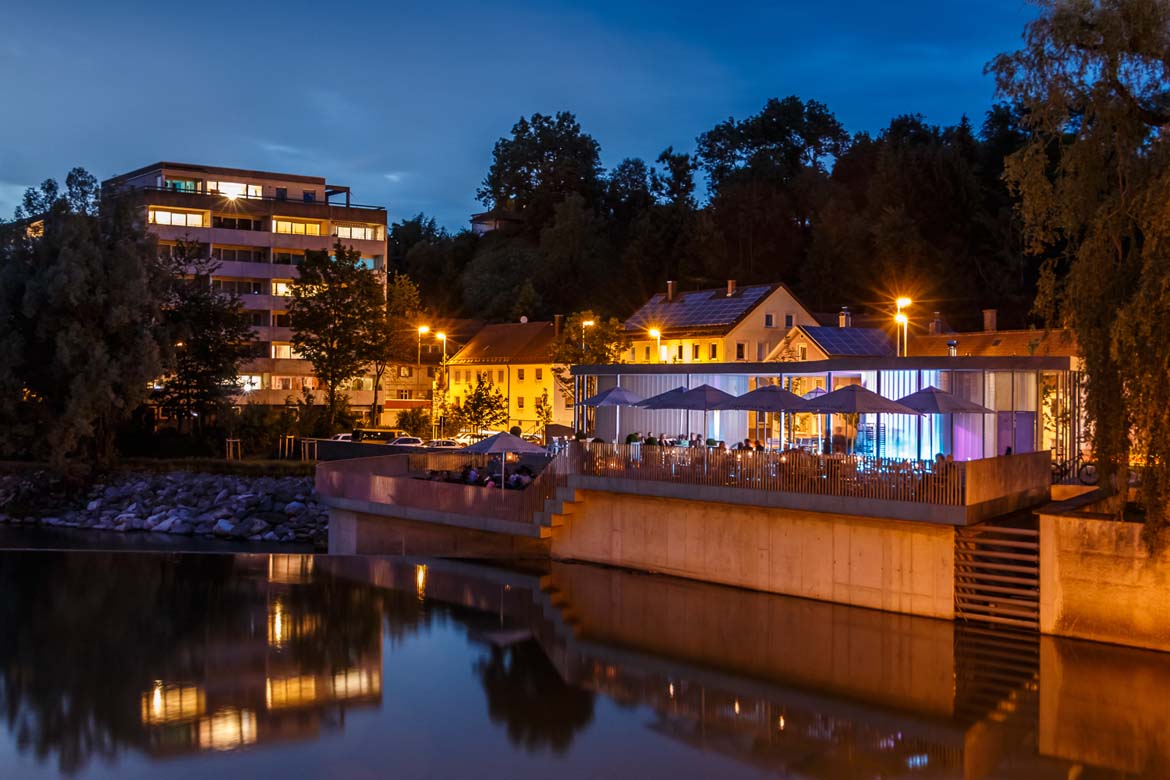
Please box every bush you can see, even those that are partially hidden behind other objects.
[396,408,433,438]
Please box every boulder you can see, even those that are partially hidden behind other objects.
[212,518,236,537]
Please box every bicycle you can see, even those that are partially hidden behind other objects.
[1051,452,1098,485]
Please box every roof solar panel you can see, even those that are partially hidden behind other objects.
[624,284,774,331]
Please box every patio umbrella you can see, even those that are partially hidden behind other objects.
[801,386,828,451]
[635,386,689,440]
[894,386,993,459]
[461,431,548,492]
[578,386,645,442]
[800,384,918,456]
[657,384,738,442]
[716,385,806,450]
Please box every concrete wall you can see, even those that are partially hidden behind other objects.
[963,450,1050,520]
[551,490,955,618]
[1040,502,1170,651]
[328,508,549,558]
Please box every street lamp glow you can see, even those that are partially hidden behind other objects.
[416,325,430,365]
[418,325,430,336]
[896,297,912,310]
[582,320,595,328]
[894,312,908,325]
[648,328,662,362]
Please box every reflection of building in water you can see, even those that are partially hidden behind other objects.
[137,554,383,757]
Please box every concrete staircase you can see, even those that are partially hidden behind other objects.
[532,486,582,529]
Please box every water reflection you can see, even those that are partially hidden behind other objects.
[1,549,1170,778]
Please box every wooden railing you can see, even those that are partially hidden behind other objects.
[569,442,966,506]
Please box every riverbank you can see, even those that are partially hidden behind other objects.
[0,469,327,548]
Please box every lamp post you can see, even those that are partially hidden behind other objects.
[894,298,911,357]
[580,319,595,353]
[648,328,661,363]
[417,325,429,365]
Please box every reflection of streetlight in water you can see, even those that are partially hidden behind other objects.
[415,564,428,600]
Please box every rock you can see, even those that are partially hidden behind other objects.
[284,501,306,515]
[43,517,62,526]
[212,518,236,537]
[213,488,230,504]
[168,521,192,535]
[86,500,101,512]
[152,518,174,534]
[261,531,279,542]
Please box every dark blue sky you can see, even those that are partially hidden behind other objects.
[0,0,1036,230]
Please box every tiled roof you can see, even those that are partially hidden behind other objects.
[909,329,1078,358]
[801,326,895,357]
[624,284,777,335]
[447,322,556,365]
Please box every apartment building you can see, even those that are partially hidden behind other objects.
[103,162,389,411]
[623,280,817,365]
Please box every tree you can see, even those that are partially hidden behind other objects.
[989,0,1170,529]
[289,243,384,428]
[461,240,544,320]
[363,272,422,421]
[534,388,554,435]
[548,311,629,406]
[155,240,254,431]
[536,194,613,314]
[395,407,432,438]
[452,374,508,433]
[0,169,168,466]
[477,111,604,235]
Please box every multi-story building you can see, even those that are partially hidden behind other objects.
[444,321,572,434]
[103,162,389,410]
[623,280,818,365]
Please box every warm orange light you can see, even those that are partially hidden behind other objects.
[895,312,908,325]
[436,332,446,341]
[418,325,430,336]
[582,320,595,328]
[648,328,660,339]
[896,297,912,310]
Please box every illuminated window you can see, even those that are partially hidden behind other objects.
[272,344,293,360]
[271,280,294,297]
[197,708,257,751]
[331,667,381,700]
[272,219,322,236]
[149,208,204,228]
[238,375,262,392]
[398,390,411,400]
[336,224,383,241]
[207,181,261,199]
[140,683,206,725]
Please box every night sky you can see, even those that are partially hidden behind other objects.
[1,0,1036,229]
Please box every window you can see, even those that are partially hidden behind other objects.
[165,178,198,193]
[735,342,746,361]
[709,343,718,360]
[517,368,525,381]
[398,366,413,378]
[271,281,293,297]
[336,224,381,241]
[535,368,542,381]
[517,396,525,409]
[644,346,650,361]
[273,251,302,265]
[784,314,794,328]
[212,216,262,231]
[208,181,261,199]
[426,367,435,378]
[303,190,316,202]
[247,311,269,327]
[676,344,684,360]
[275,187,287,201]
[212,279,266,296]
[757,342,766,360]
[238,375,262,392]
[211,247,264,262]
[274,312,291,327]
[765,313,775,328]
[798,344,808,361]
[274,376,293,390]
[497,370,504,383]
[272,344,293,359]
[149,208,204,228]
[397,390,411,400]
[692,344,700,360]
[272,219,322,236]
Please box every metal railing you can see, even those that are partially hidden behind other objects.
[569,443,965,506]
[128,185,386,211]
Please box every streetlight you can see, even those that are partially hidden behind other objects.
[417,325,430,365]
[434,332,448,438]
[895,312,909,357]
[436,332,447,362]
[581,319,595,357]
[648,328,661,363]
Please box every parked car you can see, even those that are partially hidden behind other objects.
[453,432,488,446]
[521,434,543,445]
[388,437,424,447]
[330,433,352,442]
[425,439,460,448]
[352,428,408,443]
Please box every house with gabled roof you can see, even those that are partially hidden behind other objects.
[768,311,897,362]
[623,280,817,365]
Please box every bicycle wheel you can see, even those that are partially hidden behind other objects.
[1078,461,1099,485]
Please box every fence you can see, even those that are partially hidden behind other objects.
[570,442,966,506]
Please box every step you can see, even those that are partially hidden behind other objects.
[956,549,1040,563]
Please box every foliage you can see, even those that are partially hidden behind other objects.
[478,111,604,235]
[452,374,509,432]
[155,239,255,431]
[461,239,543,320]
[548,311,629,404]
[364,271,422,420]
[289,242,384,426]
[395,407,433,438]
[534,388,553,433]
[990,0,1170,531]
[0,169,168,467]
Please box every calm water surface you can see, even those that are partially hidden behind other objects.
[1,549,1169,779]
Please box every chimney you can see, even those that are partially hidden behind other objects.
[666,280,677,302]
[947,339,958,357]
[929,311,943,336]
[982,308,997,332]
[726,279,736,297]
[554,314,563,337]
[838,307,852,328]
